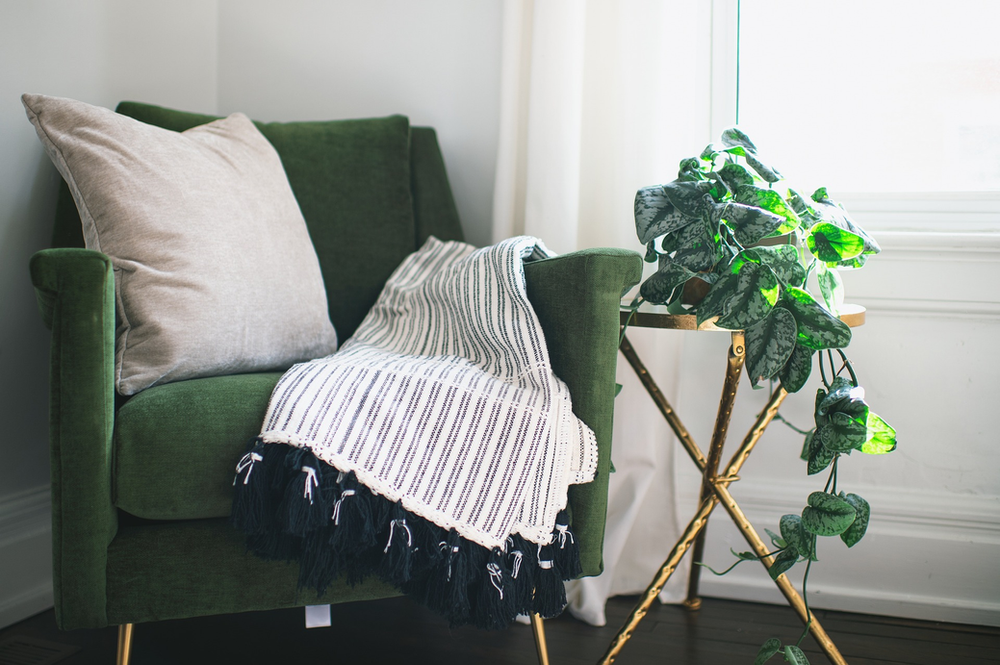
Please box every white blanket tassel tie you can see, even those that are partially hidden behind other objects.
[510,550,523,579]
[331,489,355,525]
[555,523,574,548]
[301,466,318,505]
[233,451,263,486]
[385,519,413,553]
[486,563,504,599]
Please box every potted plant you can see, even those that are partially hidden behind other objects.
[629,129,898,664]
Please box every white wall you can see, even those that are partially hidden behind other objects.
[216,0,502,246]
[0,0,502,629]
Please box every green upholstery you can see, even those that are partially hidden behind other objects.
[30,248,118,631]
[113,373,282,521]
[106,519,399,625]
[30,101,643,631]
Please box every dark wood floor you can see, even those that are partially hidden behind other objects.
[2,594,998,665]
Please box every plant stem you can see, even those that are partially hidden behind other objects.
[774,412,812,435]
[836,349,859,386]
[618,296,643,347]
[796,558,815,648]
[694,559,746,576]
[802,257,818,285]
[823,456,839,494]
[818,351,830,390]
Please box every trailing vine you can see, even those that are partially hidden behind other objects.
[630,129,898,664]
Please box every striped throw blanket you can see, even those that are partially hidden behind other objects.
[232,236,597,628]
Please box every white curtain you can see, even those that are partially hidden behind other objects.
[492,0,715,626]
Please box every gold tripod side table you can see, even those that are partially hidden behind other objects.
[598,302,865,665]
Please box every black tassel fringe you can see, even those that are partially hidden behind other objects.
[231,438,584,629]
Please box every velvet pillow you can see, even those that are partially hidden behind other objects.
[23,94,339,395]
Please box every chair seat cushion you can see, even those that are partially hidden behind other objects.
[113,372,283,520]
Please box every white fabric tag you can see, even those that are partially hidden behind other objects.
[304,604,331,628]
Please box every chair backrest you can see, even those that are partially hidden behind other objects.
[50,102,464,341]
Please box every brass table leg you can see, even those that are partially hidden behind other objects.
[714,484,848,665]
[598,493,720,665]
[605,328,849,665]
[685,332,745,610]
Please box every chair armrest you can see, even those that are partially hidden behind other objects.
[29,248,118,629]
[523,247,642,577]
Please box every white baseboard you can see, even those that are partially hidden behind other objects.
[678,478,1000,627]
[698,571,1000,628]
[0,486,53,629]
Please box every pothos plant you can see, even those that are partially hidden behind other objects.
[629,129,898,664]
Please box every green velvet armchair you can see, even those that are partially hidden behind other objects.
[28,101,642,664]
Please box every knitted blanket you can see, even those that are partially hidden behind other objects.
[231,236,598,628]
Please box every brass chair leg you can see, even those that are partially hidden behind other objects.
[530,613,550,665]
[116,624,134,665]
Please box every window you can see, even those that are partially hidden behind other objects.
[722,0,1000,230]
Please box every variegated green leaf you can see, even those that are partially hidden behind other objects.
[672,218,723,272]
[707,173,730,202]
[784,645,811,665]
[833,252,871,270]
[696,272,738,326]
[817,410,869,452]
[765,528,787,549]
[678,157,705,181]
[782,287,852,350]
[862,411,897,454]
[660,232,679,255]
[840,493,870,548]
[779,343,814,394]
[806,437,837,476]
[754,638,782,665]
[801,429,816,461]
[634,186,693,245]
[750,245,807,286]
[745,307,797,387]
[639,256,696,305]
[702,144,750,163]
[816,377,861,416]
[721,127,759,153]
[813,385,832,427]
[746,152,781,183]
[788,188,820,223]
[644,240,658,263]
[718,162,755,192]
[715,262,780,329]
[721,202,785,246]
[780,514,818,561]
[663,180,716,218]
[699,144,717,161]
[802,492,857,537]
[735,185,801,234]
[768,548,799,580]
[807,222,865,263]
[817,264,845,314]
[811,188,881,257]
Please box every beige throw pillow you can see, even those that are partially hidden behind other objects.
[23,94,339,395]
